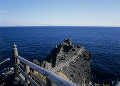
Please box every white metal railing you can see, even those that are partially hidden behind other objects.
[13,43,77,86]
[0,58,10,65]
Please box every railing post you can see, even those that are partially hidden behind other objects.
[24,64,30,84]
[12,43,18,72]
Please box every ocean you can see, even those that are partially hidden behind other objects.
[0,26,120,84]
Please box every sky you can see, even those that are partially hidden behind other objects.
[0,0,120,26]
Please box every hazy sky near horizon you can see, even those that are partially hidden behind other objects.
[0,0,120,26]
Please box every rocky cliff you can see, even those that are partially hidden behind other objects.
[41,39,92,86]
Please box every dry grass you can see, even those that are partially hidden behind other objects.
[55,72,70,81]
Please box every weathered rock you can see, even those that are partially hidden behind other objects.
[33,59,40,66]
[43,39,92,86]
[41,61,52,70]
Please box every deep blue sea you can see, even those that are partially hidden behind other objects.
[0,26,120,84]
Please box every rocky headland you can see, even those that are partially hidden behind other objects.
[41,39,92,86]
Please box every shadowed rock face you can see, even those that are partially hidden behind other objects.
[43,39,92,86]
[60,50,92,85]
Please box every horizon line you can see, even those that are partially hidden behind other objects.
[0,25,120,28]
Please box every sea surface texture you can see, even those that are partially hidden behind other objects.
[0,26,120,84]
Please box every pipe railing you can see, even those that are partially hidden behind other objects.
[12,43,77,86]
[0,58,10,65]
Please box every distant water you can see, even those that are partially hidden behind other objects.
[0,26,120,84]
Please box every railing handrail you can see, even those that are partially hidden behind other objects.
[0,58,10,65]
[16,55,77,86]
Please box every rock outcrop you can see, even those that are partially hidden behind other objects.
[41,39,92,86]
